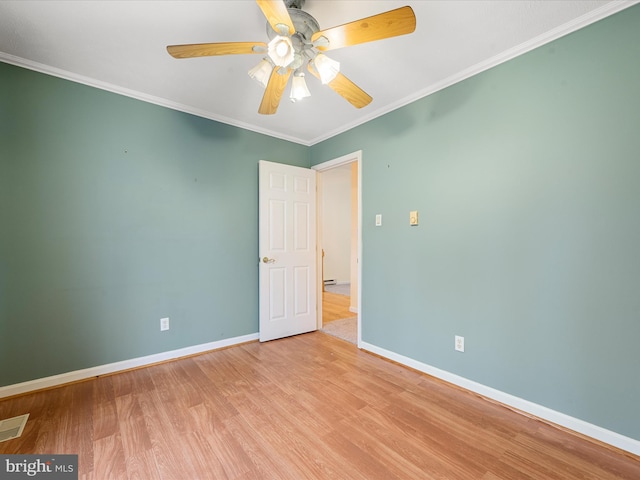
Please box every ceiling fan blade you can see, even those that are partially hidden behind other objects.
[258,67,292,115]
[326,73,373,109]
[167,42,267,59]
[311,6,416,51]
[307,64,372,109]
[256,0,295,35]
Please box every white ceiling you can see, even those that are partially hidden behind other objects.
[0,1,636,145]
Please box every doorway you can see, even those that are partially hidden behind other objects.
[313,151,362,346]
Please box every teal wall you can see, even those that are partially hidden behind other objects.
[0,62,308,386]
[311,6,640,441]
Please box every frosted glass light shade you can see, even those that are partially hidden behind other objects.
[314,54,340,84]
[267,35,295,67]
[290,74,311,102]
[248,59,272,88]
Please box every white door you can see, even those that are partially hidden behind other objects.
[259,160,317,342]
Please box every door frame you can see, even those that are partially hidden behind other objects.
[312,150,362,347]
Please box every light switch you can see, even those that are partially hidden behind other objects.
[375,214,382,226]
[410,210,419,226]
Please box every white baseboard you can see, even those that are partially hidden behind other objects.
[0,333,259,399]
[349,307,358,314]
[360,341,640,457]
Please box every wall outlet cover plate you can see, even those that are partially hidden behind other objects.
[160,317,170,331]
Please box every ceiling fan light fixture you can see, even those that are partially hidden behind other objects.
[248,58,273,88]
[267,35,295,67]
[290,73,311,102]
[314,54,340,84]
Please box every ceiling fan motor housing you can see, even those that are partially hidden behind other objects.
[266,6,321,71]
[266,7,319,41]
[284,0,305,9]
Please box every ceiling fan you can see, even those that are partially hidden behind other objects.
[167,0,416,115]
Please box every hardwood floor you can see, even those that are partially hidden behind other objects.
[322,291,353,323]
[1,333,639,479]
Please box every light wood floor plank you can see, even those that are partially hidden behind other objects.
[322,291,353,323]
[1,332,639,479]
[93,433,127,479]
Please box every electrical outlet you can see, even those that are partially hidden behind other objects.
[455,335,464,352]
[160,317,170,332]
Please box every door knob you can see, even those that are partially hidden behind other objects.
[262,257,276,264]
